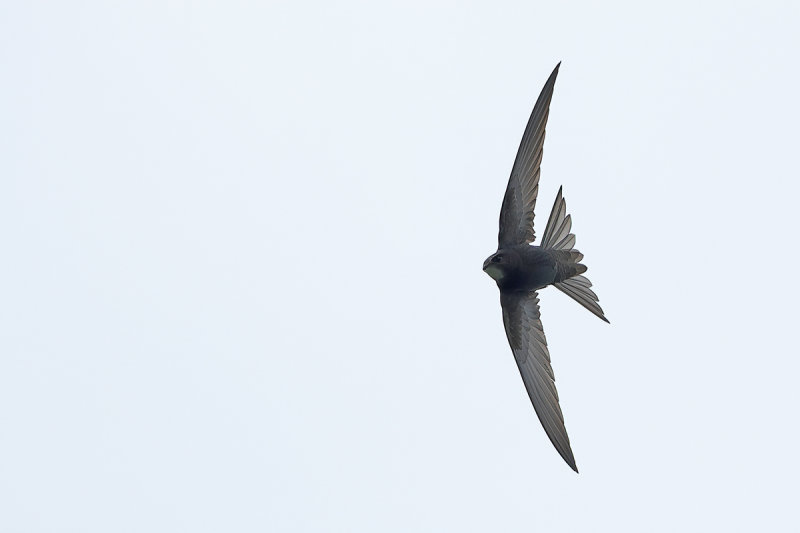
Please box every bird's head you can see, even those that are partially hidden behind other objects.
[482,250,519,281]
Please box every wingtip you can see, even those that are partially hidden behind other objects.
[565,456,579,473]
[558,445,579,473]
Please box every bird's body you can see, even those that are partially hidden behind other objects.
[483,245,586,292]
[483,63,608,473]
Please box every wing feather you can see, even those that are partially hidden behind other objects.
[500,290,578,472]
[497,63,560,247]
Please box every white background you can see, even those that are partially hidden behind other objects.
[2,1,799,531]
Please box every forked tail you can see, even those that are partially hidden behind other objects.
[541,187,609,323]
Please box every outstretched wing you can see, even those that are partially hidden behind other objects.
[498,63,560,248]
[499,290,578,472]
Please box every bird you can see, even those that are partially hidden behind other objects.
[483,62,609,473]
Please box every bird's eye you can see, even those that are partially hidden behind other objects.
[491,255,502,263]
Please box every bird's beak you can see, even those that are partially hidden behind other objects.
[482,257,493,271]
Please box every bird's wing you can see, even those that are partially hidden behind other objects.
[497,63,560,248]
[500,290,577,472]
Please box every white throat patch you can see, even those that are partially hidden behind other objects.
[484,264,505,281]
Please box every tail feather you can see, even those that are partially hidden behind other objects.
[541,187,609,323]
[541,189,572,249]
[553,232,576,251]
[554,275,609,323]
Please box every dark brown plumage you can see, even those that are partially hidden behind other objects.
[483,63,609,473]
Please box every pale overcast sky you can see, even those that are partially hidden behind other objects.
[2,2,799,532]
